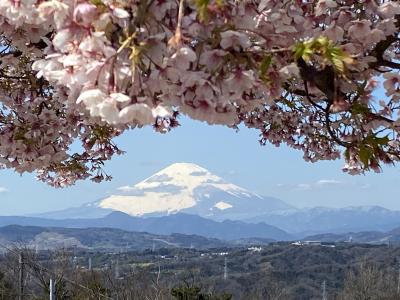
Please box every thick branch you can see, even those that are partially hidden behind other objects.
[370,24,400,69]
[303,81,325,110]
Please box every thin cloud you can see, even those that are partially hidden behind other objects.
[295,183,312,191]
[277,179,369,191]
[117,185,135,192]
[0,187,8,193]
[316,179,342,186]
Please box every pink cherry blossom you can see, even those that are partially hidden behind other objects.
[0,0,398,185]
[73,2,98,26]
[220,30,251,50]
[383,73,400,96]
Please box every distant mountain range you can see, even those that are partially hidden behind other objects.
[245,206,400,236]
[3,221,400,253]
[0,212,292,241]
[303,227,400,244]
[6,163,400,239]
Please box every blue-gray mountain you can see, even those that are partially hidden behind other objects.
[303,226,400,244]
[245,206,400,236]
[6,206,400,240]
[25,163,400,237]
[0,225,232,251]
[0,212,293,241]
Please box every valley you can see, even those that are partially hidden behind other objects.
[1,241,399,299]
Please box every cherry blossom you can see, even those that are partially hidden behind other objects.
[0,0,399,186]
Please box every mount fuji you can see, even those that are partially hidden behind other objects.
[38,162,295,220]
[15,162,400,238]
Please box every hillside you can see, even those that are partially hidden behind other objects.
[304,225,400,244]
[0,212,293,241]
[0,225,231,251]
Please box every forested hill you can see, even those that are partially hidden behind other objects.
[0,225,231,251]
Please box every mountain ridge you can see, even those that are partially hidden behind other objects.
[303,225,400,244]
[0,212,293,241]
[0,224,231,251]
[245,205,400,236]
[31,162,400,235]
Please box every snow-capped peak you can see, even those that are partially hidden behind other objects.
[135,162,247,194]
[100,163,252,216]
[157,162,209,174]
[98,162,293,219]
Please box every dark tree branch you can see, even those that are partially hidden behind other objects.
[303,81,325,110]
[369,18,400,69]
[0,50,22,58]
[378,59,400,69]
[324,103,352,148]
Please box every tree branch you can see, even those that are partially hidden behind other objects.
[377,59,400,69]
[303,81,325,110]
[370,28,400,69]
[324,103,352,148]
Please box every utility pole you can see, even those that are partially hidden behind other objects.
[49,278,56,300]
[131,264,136,274]
[322,280,327,300]
[88,257,92,271]
[115,259,120,279]
[397,259,400,294]
[223,257,227,280]
[18,252,24,300]
[72,256,77,269]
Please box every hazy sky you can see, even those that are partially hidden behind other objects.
[0,110,398,215]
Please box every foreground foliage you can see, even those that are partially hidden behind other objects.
[1,1,400,185]
[2,243,400,299]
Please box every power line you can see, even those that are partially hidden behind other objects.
[0,244,114,300]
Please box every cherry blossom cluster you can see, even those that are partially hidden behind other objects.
[0,0,400,185]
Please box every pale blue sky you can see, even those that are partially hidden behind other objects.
[0,113,398,215]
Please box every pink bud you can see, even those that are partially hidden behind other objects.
[73,3,98,26]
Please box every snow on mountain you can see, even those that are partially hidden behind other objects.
[28,162,400,235]
[214,201,233,210]
[98,162,294,219]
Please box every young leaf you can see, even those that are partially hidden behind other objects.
[260,55,272,77]
[359,144,372,168]
[195,0,210,22]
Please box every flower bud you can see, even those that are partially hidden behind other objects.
[73,2,98,26]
